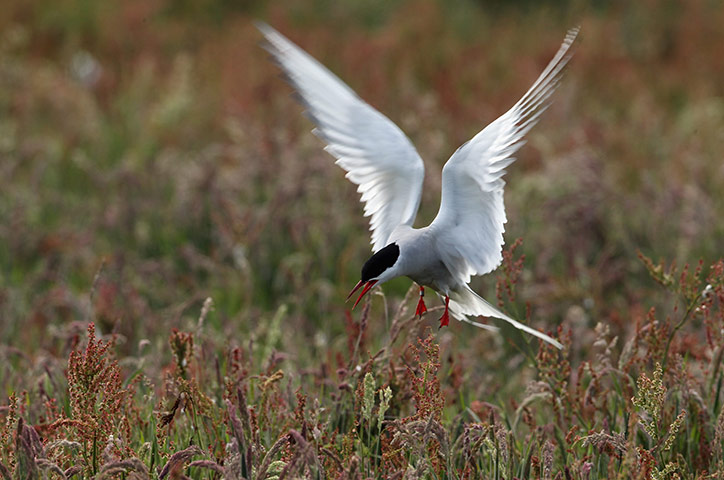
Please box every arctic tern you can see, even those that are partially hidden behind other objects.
[258,23,578,348]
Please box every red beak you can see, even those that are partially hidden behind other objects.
[346,280,378,309]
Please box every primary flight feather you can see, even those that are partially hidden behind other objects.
[258,23,578,349]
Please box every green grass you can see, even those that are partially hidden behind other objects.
[2,0,724,478]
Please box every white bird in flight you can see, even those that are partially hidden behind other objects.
[258,23,578,349]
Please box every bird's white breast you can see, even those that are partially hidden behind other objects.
[390,226,461,295]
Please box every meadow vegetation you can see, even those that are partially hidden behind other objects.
[1,0,724,478]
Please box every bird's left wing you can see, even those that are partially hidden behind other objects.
[430,27,578,283]
[258,23,425,252]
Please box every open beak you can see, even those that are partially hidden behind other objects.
[346,280,378,309]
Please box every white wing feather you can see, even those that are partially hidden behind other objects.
[257,23,425,252]
[431,27,579,283]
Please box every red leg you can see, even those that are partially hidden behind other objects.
[439,295,450,328]
[415,286,427,318]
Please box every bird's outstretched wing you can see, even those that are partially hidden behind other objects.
[430,27,578,283]
[258,23,425,252]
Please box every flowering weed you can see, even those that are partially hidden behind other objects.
[2,1,724,478]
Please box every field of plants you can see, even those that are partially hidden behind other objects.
[2,0,724,478]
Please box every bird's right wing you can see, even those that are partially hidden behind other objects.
[258,23,425,252]
[430,27,578,282]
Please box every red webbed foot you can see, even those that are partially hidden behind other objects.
[438,295,450,328]
[415,285,427,318]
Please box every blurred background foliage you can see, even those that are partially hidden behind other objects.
[1,0,723,392]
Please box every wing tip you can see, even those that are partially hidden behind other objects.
[253,20,271,33]
[566,25,581,42]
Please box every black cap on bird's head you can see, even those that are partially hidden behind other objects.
[346,243,400,308]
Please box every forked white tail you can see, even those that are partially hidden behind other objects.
[448,286,563,348]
